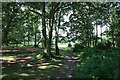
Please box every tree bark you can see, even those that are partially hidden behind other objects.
[28,31,30,45]
[47,3,55,57]
[34,32,38,47]
[55,11,61,55]
[101,24,103,42]
[89,29,92,47]
[42,2,50,59]
[95,21,98,46]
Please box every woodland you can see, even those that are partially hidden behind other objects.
[1,2,120,79]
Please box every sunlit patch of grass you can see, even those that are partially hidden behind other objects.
[58,63,63,66]
[41,63,51,66]
[51,59,62,62]
[0,74,7,79]
[17,73,34,76]
[0,56,15,61]
[58,43,68,48]
[58,43,75,48]
[5,53,32,57]
[38,65,60,69]
[37,61,62,70]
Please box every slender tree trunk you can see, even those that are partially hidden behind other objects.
[47,18,52,57]
[28,31,30,46]
[101,24,102,42]
[34,33,38,47]
[24,39,25,46]
[112,31,115,48]
[95,21,98,46]
[114,37,120,79]
[89,29,92,47]
[42,3,46,48]
[55,11,60,55]
[47,17,54,57]
[93,29,95,47]
[87,33,89,47]
[55,25,59,55]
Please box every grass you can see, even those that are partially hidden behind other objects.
[58,43,75,49]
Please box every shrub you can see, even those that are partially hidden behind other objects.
[97,41,112,50]
[75,49,118,79]
[73,43,85,52]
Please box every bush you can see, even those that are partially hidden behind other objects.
[75,49,118,79]
[97,41,112,50]
[73,43,85,52]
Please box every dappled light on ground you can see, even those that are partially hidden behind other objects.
[38,65,60,69]
[2,47,80,79]
[17,73,34,76]
[1,46,43,54]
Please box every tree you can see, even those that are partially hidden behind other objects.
[55,9,61,55]
[2,2,23,45]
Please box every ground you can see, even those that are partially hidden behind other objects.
[1,46,80,80]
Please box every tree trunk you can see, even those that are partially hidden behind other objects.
[89,29,92,47]
[47,18,54,57]
[101,24,102,42]
[95,21,98,46]
[55,11,60,55]
[28,32,30,46]
[42,2,50,59]
[34,33,38,47]
[47,3,55,57]
[93,29,95,47]
[55,25,59,55]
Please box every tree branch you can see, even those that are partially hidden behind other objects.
[55,2,76,13]
[28,8,42,16]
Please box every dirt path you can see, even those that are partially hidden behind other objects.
[51,49,80,78]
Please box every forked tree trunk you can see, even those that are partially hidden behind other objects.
[42,2,50,59]
[47,3,57,58]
